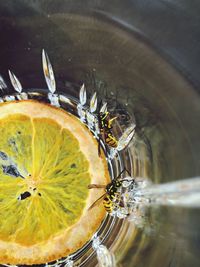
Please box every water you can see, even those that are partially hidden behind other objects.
[0,66,137,266]
[0,57,199,267]
[0,86,124,267]
[0,3,200,266]
[134,177,200,208]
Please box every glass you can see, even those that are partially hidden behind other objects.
[0,1,199,267]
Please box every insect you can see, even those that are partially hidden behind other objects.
[109,124,136,159]
[97,102,118,156]
[88,168,133,213]
[76,86,135,158]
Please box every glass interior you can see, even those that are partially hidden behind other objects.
[0,1,199,267]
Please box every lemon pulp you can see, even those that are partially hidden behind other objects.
[0,100,109,264]
[0,113,90,246]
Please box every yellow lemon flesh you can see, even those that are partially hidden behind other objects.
[0,100,109,265]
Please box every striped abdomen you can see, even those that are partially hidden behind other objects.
[103,195,113,213]
[104,132,118,148]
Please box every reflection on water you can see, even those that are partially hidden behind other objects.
[0,3,200,266]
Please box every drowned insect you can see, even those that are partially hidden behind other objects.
[97,102,118,155]
[76,84,117,147]
[88,168,133,213]
[97,102,136,157]
[76,86,136,157]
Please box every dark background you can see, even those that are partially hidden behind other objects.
[0,0,200,89]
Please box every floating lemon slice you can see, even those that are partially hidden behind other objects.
[0,100,109,265]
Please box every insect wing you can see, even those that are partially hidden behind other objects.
[100,102,107,113]
[90,92,97,113]
[8,70,22,93]
[42,49,56,94]
[117,124,136,151]
[79,84,87,105]
[88,193,107,210]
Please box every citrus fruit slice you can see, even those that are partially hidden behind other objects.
[0,100,109,264]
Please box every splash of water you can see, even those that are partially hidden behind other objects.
[134,177,200,208]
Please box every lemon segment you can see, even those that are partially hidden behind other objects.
[0,114,33,176]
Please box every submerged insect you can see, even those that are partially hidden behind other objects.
[88,169,133,213]
[76,86,135,157]
[97,102,118,155]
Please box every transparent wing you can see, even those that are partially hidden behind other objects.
[88,193,107,210]
[0,75,7,90]
[8,70,22,93]
[100,102,107,113]
[79,83,87,105]
[90,92,97,113]
[117,124,136,151]
[42,49,56,94]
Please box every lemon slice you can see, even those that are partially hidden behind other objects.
[0,100,109,265]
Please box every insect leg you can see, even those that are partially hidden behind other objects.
[124,168,131,177]
[88,184,107,189]
[115,168,130,180]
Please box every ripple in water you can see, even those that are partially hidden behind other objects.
[0,51,153,267]
[1,51,199,267]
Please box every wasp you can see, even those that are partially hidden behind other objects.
[97,102,118,155]
[88,169,133,213]
[99,112,118,147]
[77,85,135,157]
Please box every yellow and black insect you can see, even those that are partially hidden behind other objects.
[98,110,118,155]
[88,169,132,213]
